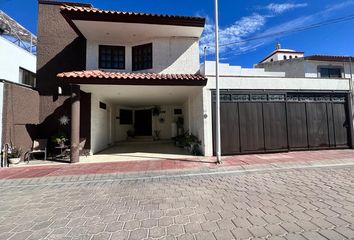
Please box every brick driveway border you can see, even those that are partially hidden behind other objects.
[0,149,354,183]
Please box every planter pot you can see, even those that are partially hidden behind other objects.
[8,157,21,164]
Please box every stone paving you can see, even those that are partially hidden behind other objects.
[0,166,354,240]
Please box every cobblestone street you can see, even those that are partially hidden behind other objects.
[0,166,354,240]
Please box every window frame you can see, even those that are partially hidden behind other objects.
[132,43,153,71]
[19,67,36,87]
[98,45,125,70]
[318,66,343,79]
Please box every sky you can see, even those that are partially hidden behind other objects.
[1,0,354,67]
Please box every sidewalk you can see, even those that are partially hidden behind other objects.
[0,149,353,180]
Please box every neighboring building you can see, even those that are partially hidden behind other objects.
[0,10,37,149]
[259,43,304,63]
[256,46,354,80]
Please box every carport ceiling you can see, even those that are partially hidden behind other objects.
[80,85,201,107]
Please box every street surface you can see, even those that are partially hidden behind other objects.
[0,166,354,240]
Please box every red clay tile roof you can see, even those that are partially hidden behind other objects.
[305,55,354,62]
[57,70,207,86]
[60,4,205,27]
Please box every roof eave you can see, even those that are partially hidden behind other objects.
[305,56,354,62]
[61,10,206,29]
[58,77,207,86]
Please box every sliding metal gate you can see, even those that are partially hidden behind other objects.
[212,91,353,155]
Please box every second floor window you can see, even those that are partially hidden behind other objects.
[19,67,36,87]
[319,67,342,78]
[132,43,152,71]
[99,45,125,69]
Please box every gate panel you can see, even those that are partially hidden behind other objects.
[239,103,265,152]
[306,103,330,148]
[326,103,336,147]
[332,103,349,147]
[287,103,308,149]
[263,103,288,151]
[220,103,240,154]
[212,91,351,156]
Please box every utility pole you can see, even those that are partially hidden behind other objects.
[214,0,222,164]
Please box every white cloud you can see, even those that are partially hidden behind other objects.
[265,3,308,14]
[200,14,266,55]
[200,0,354,59]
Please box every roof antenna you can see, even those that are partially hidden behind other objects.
[275,41,281,50]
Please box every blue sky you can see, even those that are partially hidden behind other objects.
[1,0,354,67]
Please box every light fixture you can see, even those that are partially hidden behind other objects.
[59,115,70,126]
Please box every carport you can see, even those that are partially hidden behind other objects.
[57,70,207,162]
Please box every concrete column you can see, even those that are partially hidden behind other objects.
[70,85,80,163]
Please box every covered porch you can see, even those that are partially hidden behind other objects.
[58,71,207,163]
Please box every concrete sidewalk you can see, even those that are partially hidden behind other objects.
[0,149,353,181]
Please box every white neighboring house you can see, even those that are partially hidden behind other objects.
[257,54,354,80]
[259,43,304,63]
[0,11,37,148]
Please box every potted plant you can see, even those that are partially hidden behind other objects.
[173,131,202,155]
[8,146,22,164]
[51,133,68,147]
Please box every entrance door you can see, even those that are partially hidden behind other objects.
[135,110,152,136]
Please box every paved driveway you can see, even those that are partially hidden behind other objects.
[0,166,353,240]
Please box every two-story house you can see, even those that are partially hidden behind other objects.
[34,1,207,162]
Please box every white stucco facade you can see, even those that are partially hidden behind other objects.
[86,37,200,74]
[201,61,351,156]
[90,93,115,154]
[0,36,36,84]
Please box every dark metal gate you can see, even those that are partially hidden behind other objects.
[212,91,353,155]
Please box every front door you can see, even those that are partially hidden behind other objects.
[135,110,152,136]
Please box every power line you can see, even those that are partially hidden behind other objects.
[218,14,354,48]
